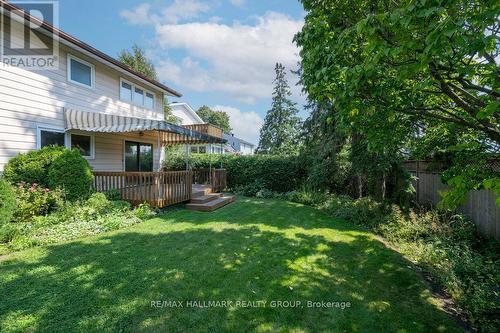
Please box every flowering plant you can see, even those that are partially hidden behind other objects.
[14,182,64,222]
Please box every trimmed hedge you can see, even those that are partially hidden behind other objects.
[3,146,66,186]
[0,179,16,226]
[48,149,93,201]
[164,153,306,193]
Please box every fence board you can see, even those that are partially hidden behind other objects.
[408,171,499,239]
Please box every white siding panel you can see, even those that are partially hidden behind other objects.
[0,20,169,171]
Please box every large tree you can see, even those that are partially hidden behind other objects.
[196,106,232,133]
[295,0,499,206]
[257,63,301,155]
[118,45,177,123]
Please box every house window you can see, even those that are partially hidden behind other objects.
[70,134,94,158]
[120,80,132,102]
[38,127,65,149]
[134,87,144,105]
[119,78,155,110]
[68,55,94,88]
[145,92,155,109]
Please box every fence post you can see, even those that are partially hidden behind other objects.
[415,160,420,203]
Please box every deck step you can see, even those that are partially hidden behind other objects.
[190,193,223,204]
[186,196,235,212]
[191,185,213,197]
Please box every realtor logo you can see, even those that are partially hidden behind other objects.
[1,0,59,70]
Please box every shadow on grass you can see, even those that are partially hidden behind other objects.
[0,198,463,332]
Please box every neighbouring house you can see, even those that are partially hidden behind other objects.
[223,133,255,155]
[0,2,232,210]
[170,102,255,155]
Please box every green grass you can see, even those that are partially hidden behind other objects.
[0,197,463,332]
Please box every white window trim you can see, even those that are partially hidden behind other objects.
[67,54,95,89]
[69,132,95,160]
[36,125,68,149]
[120,77,155,110]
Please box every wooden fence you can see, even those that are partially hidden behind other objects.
[93,171,192,208]
[402,161,499,239]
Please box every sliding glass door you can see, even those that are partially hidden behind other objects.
[125,141,153,172]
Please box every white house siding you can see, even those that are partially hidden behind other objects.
[0,20,165,172]
[170,103,204,125]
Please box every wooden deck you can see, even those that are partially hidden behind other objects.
[92,169,228,208]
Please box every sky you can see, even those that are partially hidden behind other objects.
[56,0,306,144]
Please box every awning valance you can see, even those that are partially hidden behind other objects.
[64,109,226,145]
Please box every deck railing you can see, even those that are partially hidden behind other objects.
[93,171,192,208]
[192,168,227,192]
[183,123,223,138]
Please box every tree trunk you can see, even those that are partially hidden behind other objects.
[357,173,363,198]
[381,171,386,201]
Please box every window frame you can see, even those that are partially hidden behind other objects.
[119,78,133,102]
[67,54,95,89]
[119,77,155,110]
[69,132,95,160]
[36,125,67,149]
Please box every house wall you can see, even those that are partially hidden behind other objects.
[170,103,204,125]
[240,142,255,155]
[0,17,165,172]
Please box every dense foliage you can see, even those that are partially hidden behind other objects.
[196,105,232,133]
[2,192,155,252]
[118,44,158,80]
[257,63,302,155]
[3,146,66,187]
[13,183,64,222]
[294,0,499,207]
[0,179,16,227]
[163,153,306,193]
[47,149,93,201]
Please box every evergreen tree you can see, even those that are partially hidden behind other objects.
[257,63,301,155]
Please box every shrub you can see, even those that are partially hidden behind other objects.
[6,193,154,251]
[0,179,16,226]
[47,149,93,201]
[105,188,121,201]
[13,182,64,222]
[164,153,306,192]
[3,146,65,186]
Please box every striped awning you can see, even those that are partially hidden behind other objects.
[64,109,226,145]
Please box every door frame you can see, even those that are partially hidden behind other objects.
[123,139,154,172]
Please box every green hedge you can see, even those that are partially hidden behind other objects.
[3,146,66,186]
[164,153,306,193]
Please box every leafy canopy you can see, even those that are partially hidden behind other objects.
[295,0,499,207]
[196,106,232,133]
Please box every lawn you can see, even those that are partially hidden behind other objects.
[0,197,463,332]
